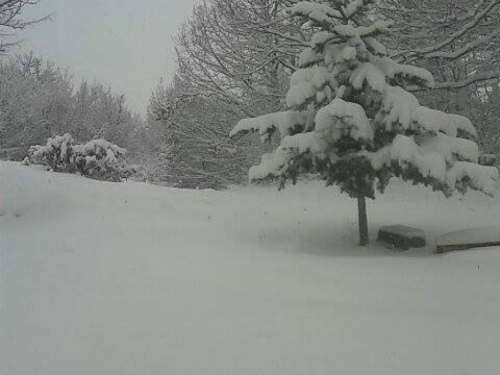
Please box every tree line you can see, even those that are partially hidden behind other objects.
[147,0,500,188]
[1,0,500,189]
[0,1,147,167]
[0,53,145,161]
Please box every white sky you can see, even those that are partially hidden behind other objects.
[18,0,199,115]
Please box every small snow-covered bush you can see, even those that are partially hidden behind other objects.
[73,139,128,181]
[29,134,130,181]
[29,133,76,172]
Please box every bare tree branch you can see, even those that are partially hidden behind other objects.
[0,0,50,52]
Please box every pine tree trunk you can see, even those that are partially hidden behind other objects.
[357,195,369,246]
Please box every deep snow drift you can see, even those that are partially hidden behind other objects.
[1,161,500,375]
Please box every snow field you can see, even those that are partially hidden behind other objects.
[1,161,500,375]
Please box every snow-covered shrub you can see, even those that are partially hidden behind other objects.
[73,139,128,181]
[29,134,130,181]
[29,133,76,172]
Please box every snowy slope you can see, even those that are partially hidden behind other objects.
[1,161,500,375]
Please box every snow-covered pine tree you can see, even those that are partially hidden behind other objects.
[230,0,499,246]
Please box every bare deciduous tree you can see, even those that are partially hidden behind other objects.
[0,0,49,52]
[146,0,305,188]
[379,0,500,110]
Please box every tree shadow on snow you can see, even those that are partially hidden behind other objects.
[253,221,435,258]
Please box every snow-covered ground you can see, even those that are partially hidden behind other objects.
[1,161,500,375]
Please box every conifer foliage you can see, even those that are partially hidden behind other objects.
[230,0,499,245]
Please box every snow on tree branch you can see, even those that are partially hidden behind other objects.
[230,110,316,143]
[231,0,499,201]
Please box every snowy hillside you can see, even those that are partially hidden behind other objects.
[2,161,500,375]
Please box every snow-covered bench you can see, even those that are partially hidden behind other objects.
[377,225,426,250]
[435,226,500,253]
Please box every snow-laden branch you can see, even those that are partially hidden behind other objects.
[409,72,500,92]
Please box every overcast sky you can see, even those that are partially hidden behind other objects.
[18,0,199,114]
